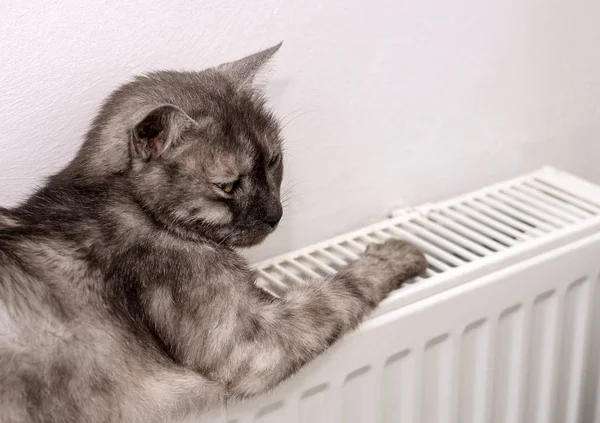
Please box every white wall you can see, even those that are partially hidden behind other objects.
[1,0,599,261]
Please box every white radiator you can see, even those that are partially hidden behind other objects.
[193,166,600,423]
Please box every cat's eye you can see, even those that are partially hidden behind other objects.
[268,154,281,168]
[218,182,236,193]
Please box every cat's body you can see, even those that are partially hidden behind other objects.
[0,44,426,422]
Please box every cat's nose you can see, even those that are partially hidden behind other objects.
[263,206,283,228]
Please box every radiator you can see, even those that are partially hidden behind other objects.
[193,166,600,423]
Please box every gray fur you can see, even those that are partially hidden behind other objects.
[0,43,427,422]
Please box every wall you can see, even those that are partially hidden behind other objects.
[1,0,599,261]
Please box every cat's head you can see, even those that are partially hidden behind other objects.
[81,44,284,247]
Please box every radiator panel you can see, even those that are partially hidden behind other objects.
[194,235,600,423]
[188,167,600,422]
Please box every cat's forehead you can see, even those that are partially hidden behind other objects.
[183,129,277,180]
[190,91,280,168]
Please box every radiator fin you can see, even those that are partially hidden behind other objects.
[555,278,593,423]
[457,319,491,423]
[256,167,600,295]
[342,366,375,423]
[491,305,526,423]
[300,384,330,423]
[524,291,560,423]
[382,350,415,423]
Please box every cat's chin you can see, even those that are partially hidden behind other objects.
[231,230,273,248]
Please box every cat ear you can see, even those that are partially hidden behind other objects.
[217,42,282,89]
[131,105,196,160]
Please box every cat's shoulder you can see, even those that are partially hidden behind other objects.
[115,233,251,281]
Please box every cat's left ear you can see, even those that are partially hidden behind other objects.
[217,42,282,89]
[131,105,197,161]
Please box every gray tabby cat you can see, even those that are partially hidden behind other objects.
[0,43,426,422]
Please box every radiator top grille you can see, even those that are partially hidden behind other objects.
[255,167,600,299]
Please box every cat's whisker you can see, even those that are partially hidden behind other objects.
[280,111,311,132]
[281,199,296,208]
[281,192,297,202]
[281,191,297,202]
[282,178,301,189]
[279,109,306,125]
[281,189,297,200]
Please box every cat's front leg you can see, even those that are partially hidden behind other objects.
[208,239,426,400]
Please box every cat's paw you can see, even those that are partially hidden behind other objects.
[365,239,427,281]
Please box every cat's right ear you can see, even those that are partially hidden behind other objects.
[217,42,282,90]
[131,105,196,161]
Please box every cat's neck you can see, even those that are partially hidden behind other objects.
[6,172,224,253]
[8,175,142,243]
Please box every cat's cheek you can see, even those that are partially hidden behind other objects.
[192,206,232,226]
[199,209,233,225]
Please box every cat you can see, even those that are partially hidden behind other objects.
[0,43,427,422]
